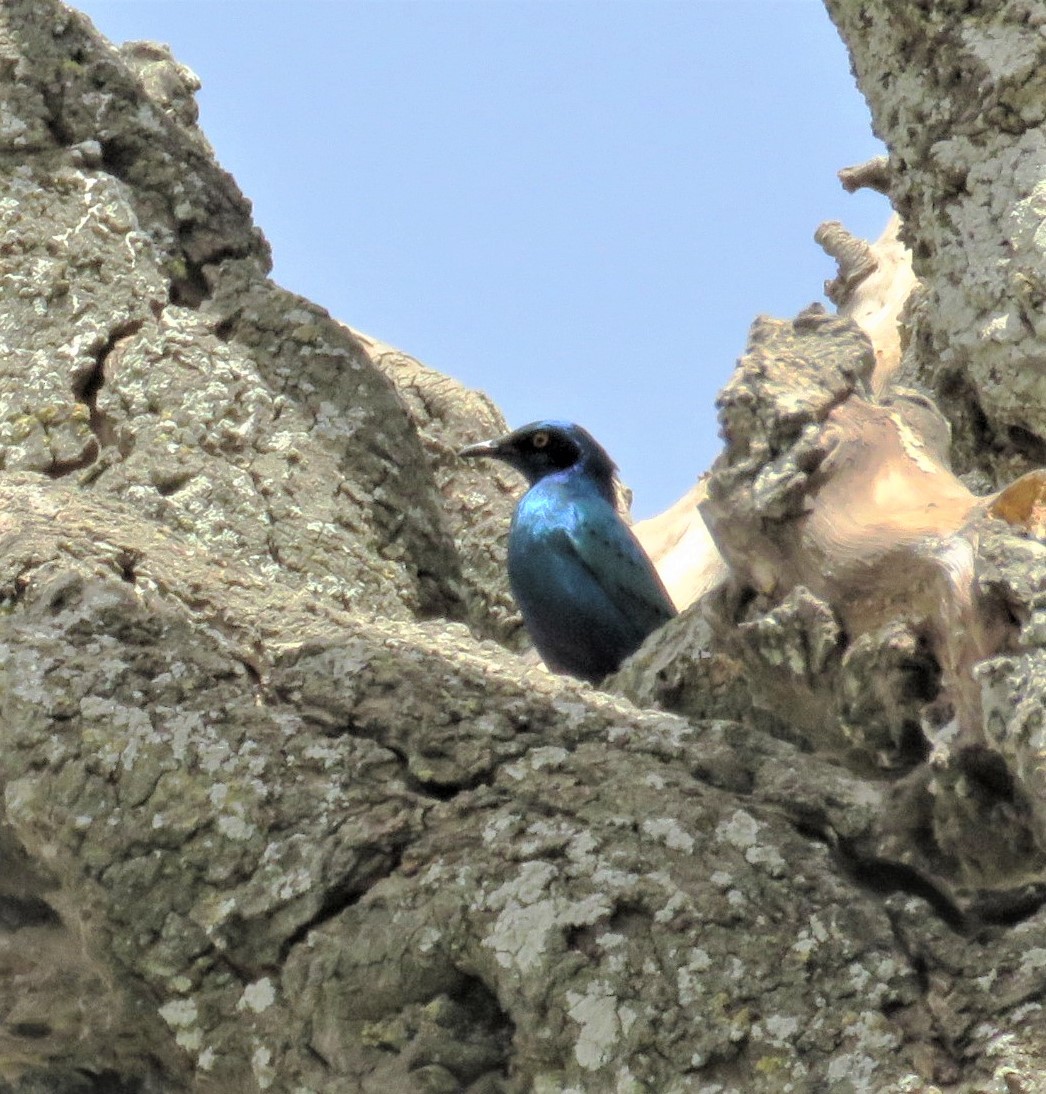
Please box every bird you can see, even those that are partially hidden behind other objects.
[458,420,677,684]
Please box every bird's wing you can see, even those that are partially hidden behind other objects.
[561,504,677,634]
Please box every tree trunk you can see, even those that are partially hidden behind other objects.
[0,3,1043,1092]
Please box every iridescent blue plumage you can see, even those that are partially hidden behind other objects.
[459,420,677,683]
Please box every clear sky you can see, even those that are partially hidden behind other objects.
[73,1,888,518]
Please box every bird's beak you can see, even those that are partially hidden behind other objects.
[457,438,503,460]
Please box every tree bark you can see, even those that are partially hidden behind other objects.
[0,3,1044,1092]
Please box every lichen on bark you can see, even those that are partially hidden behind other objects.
[0,2,1044,1093]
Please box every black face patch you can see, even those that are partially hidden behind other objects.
[529,429,581,470]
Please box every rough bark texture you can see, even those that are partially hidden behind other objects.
[824,0,1046,485]
[0,3,1044,1094]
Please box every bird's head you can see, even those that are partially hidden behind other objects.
[458,420,617,492]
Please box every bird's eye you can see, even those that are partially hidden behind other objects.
[532,431,550,449]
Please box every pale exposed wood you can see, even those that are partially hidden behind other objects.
[818,213,918,396]
[633,479,726,611]
[701,385,1042,746]
[639,214,919,617]
[989,468,1046,538]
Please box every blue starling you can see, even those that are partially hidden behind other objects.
[459,420,677,683]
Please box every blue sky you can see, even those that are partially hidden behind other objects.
[74,1,888,518]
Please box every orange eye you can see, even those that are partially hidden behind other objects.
[532,431,550,449]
